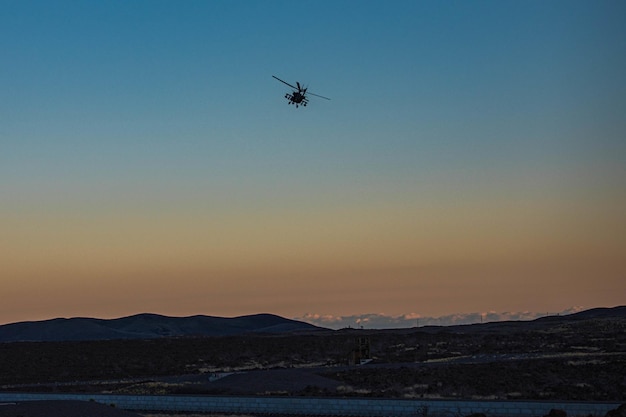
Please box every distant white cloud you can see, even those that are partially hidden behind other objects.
[296,307,585,329]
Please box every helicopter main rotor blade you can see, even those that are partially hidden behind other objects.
[307,92,331,100]
[272,75,297,90]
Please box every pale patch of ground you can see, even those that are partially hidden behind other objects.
[141,414,254,417]
[336,385,371,395]
[197,360,330,374]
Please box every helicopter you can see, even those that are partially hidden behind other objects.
[272,75,330,108]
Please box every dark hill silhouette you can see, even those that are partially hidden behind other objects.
[560,305,626,320]
[360,305,626,335]
[1,306,624,342]
[0,313,324,342]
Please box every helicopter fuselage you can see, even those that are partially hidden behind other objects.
[285,91,308,107]
[290,91,305,103]
[273,76,328,108]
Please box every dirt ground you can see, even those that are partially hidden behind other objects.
[0,402,253,417]
[0,400,142,417]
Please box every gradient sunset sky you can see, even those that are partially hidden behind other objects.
[2,1,625,326]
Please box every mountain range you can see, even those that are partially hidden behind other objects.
[1,306,624,342]
[0,313,324,342]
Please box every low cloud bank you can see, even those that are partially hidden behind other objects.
[296,307,584,329]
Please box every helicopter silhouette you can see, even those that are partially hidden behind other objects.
[272,75,330,108]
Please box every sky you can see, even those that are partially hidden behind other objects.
[1,0,625,328]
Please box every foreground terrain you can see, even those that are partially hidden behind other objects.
[1,307,624,401]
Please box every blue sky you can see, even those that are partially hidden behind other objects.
[1,1,625,325]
